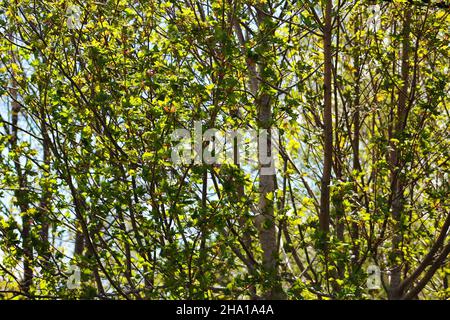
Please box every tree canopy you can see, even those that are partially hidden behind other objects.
[0,0,449,300]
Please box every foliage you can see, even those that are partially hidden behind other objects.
[0,0,449,300]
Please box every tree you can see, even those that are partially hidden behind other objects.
[0,0,448,300]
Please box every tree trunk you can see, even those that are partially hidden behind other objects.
[319,2,333,290]
[388,8,411,300]
[253,5,286,300]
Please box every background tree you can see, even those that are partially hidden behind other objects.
[0,0,448,300]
